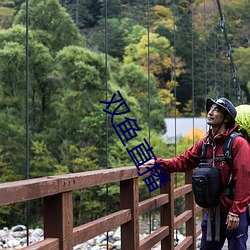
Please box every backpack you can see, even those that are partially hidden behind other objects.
[192,131,241,208]
[235,105,250,142]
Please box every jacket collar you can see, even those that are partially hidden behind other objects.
[206,124,239,143]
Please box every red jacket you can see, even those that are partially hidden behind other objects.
[156,124,250,216]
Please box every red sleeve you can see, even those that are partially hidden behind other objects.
[155,139,203,173]
[229,136,250,215]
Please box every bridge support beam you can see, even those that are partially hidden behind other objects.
[44,192,73,250]
[185,172,196,250]
[120,178,139,250]
[161,173,174,250]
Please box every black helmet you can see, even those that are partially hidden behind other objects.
[206,97,237,120]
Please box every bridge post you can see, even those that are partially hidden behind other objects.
[161,173,174,250]
[44,192,73,250]
[185,171,196,250]
[120,178,139,250]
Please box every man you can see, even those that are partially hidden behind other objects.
[144,97,250,250]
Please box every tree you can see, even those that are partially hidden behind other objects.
[148,5,174,33]
[14,0,84,52]
[124,31,185,87]
[0,25,56,132]
[116,62,166,132]
[0,6,15,29]
[61,0,101,29]
[234,46,250,102]
[86,17,139,60]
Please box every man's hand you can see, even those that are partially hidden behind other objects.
[143,159,155,168]
[226,213,240,230]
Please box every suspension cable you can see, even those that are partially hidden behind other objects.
[104,0,109,248]
[203,0,207,98]
[216,0,242,104]
[172,0,179,245]
[218,32,225,96]
[191,0,195,145]
[147,0,152,234]
[173,1,177,158]
[25,0,30,245]
[213,0,217,95]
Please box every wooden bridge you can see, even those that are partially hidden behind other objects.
[0,165,204,250]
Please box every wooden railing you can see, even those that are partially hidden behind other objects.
[0,165,203,250]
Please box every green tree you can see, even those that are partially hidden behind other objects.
[0,0,22,28]
[234,46,250,102]
[0,6,15,29]
[14,0,84,52]
[61,0,101,29]
[86,17,138,60]
[30,141,57,177]
[116,63,165,132]
[124,32,185,88]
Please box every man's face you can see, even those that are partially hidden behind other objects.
[207,104,226,127]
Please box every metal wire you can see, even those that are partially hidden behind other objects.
[213,0,217,95]
[25,0,30,245]
[147,0,152,235]
[172,0,179,245]
[104,0,109,248]
[215,0,242,103]
[204,0,207,97]
[191,0,195,145]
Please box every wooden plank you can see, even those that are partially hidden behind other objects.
[0,166,145,206]
[185,171,196,250]
[195,204,203,213]
[196,226,202,237]
[161,173,174,250]
[58,166,143,192]
[120,178,139,250]
[73,209,131,245]
[44,192,73,250]
[0,177,59,206]
[140,226,169,250]
[174,236,193,250]
[139,194,169,215]
[174,184,192,199]
[174,210,192,229]
[22,238,59,250]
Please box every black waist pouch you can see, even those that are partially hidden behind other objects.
[192,163,221,208]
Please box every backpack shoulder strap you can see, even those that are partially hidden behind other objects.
[200,141,208,162]
[223,132,242,169]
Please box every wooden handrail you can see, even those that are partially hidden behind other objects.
[0,165,203,250]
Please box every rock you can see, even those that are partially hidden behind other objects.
[107,231,114,237]
[108,236,116,243]
[0,230,7,238]
[30,228,43,238]
[0,224,187,249]
[11,226,26,232]
[100,240,108,246]
[95,234,106,243]
[113,240,121,249]
[87,238,94,245]
[91,245,101,250]
[73,242,87,249]
[7,239,20,247]
[113,227,120,240]
[12,231,25,238]
[15,245,23,249]
[20,237,27,245]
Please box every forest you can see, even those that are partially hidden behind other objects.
[0,0,249,228]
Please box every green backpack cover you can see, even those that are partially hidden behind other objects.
[235,105,250,140]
